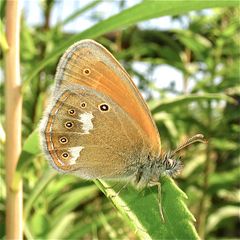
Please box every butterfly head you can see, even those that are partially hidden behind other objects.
[161,151,183,178]
[159,134,206,178]
[160,134,206,177]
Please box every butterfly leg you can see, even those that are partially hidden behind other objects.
[149,181,165,222]
[157,182,165,223]
[104,181,122,190]
[108,181,130,199]
[116,182,129,196]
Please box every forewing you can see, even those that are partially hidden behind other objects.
[54,40,161,155]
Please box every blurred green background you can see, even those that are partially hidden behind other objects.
[0,0,239,239]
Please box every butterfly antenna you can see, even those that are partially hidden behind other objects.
[171,134,207,157]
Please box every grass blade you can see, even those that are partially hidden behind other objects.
[25,0,238,84]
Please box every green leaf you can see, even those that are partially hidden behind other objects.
[151,93,236,114]
[0,19,8,51]
[55,0,101,28]
[66,213,115,239]
[51,185,99,221]
[47,213,76,239]
[177,30,212,60]
[25,0,238,84]
[16,128,41,171]
[23,169,57,221]
[96,177,199,239]
[211,138,239,151]
[12,128,41,191]
[30,210,49,236]
[206,206,240,234]
[208,168,239,193]
[19,130,199,239]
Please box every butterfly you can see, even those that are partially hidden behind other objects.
[40,39,205,219]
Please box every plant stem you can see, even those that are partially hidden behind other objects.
[196,137,212,238]
[182,48,191,94]
[196,89,216,238]
[5,0,23,239]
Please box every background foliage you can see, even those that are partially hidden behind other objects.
[1,0,239,239]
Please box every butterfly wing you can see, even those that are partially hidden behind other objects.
[54,40,161,155]
[40,86,149,179]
